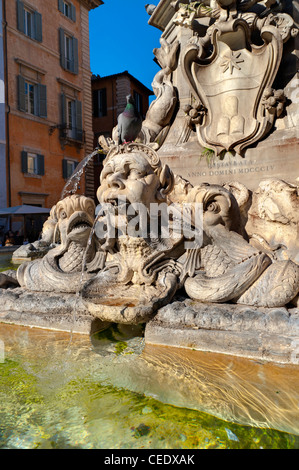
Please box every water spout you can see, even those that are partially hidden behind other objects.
[61,148,102,346]
[60,149,100,200]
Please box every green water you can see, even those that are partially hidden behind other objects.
[0,254,299,449]
[0,253,20,272]
[1,329,299,450]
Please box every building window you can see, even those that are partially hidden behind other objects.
[58,0,76,22]
[18,76,47,118]
[64,34,73,72]
[21,151,45,176]
[62,159,78,179]
[59,28,78,74]
[63,1,70,17]
[24,7,34,37]
[25,81,37,115]
[27,153,38,174]
[17,0,42,42]
[93,89,107,117]
[133,91,143,115]
[66,98,75,139]
[61,94,83,142]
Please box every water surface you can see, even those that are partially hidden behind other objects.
[0,323,299,449]
[0,253,20,272]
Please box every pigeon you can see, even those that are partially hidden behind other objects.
[117,94,142,145]
[145,4,157,16]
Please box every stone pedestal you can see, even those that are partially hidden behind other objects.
[158,128,299,190]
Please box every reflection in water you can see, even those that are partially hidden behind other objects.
[132,345,299,436]
[0,323,299,449]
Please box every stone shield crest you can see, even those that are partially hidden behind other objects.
[182,16,285,156]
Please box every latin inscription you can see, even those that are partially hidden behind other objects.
[187,159,275,178]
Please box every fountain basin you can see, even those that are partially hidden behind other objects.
[1,286,299,365]
[1,321,299,447]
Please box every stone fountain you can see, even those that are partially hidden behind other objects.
[0,0,298,365]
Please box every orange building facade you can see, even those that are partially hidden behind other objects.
[3,0,103,210]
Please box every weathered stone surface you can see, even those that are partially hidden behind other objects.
[82,271,178,324]
[157,130,299,190]
[145,298,299,364]
[0,287,107,334]
[12,241,52,262]
[245,178,299,257]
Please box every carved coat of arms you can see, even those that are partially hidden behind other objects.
[181,0,297,155]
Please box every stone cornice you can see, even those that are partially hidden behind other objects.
[79,0,104,11]
[15,58,47,75]
[57,77,82,92]
[148,0,176,31]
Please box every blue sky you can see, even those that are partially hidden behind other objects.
[89,0,162,93]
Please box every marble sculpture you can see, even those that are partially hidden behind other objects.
[1,0,298,334]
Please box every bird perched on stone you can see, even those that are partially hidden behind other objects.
[145,4,157,15]
[117,94,142,145]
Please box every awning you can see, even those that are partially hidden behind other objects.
[0,205,50,216]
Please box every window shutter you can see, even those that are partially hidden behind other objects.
[33,85,39,116]
[62,159,68,179]
[18,75,26,112]
[71,3,76,22]
[37,84,47,118]
[58,0,64,13]
[37,155,45,176]
[21,151,28,173]
[17,0,25,33]
[59,28,66,69]
[61,93,67,129]
[34,12,42,42]
[72,37,79,74]
[75,100,83,141]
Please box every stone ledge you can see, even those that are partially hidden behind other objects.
[0,287,108,335]
[145,299,299,364]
